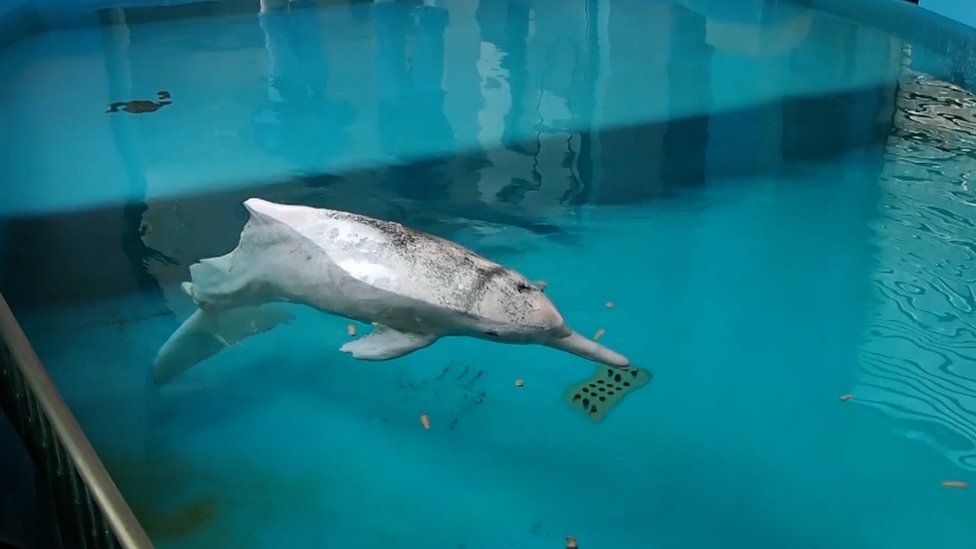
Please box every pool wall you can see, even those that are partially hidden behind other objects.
[0,0,39,50]
[805,0,976,90]
[919,0,976,29]
[0,0,910,311]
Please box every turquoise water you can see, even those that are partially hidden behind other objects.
[2,0,976,547]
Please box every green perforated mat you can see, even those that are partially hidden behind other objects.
[566,366,653,422]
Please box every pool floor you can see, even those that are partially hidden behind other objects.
[16,160,976,548]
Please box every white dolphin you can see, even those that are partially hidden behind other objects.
[152,198,651,419]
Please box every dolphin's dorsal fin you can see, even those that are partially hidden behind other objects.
[339,325,437,360]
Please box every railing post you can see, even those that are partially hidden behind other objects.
[0,291,152,549]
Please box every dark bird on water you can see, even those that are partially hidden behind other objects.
[107,90,172,114]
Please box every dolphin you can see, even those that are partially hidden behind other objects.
[152,198,651,420]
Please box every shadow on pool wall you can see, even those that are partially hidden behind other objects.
[0,1,40,51]
[0,0,907,314]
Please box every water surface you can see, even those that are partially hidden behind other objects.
[1,0,975,547]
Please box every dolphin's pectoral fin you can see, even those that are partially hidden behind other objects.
[339,325,437,360]
[565,366,653,422]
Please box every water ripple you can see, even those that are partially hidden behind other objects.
[856,68,976,471]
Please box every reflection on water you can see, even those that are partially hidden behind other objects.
[0,0,904,311]
[254,0,355,162]
[857,61,976,470]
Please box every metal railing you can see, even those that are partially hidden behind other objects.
[0,291,153,549]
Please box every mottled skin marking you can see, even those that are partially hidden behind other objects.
[318,208,547,335]
[461,265,508,313]
[350,214,420,248]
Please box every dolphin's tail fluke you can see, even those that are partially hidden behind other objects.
[151,304,295,385]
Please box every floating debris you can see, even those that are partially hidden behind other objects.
[106,90,172,114]
[567,367,653,422]
[347,324,357,337]
[515,379,524,388]
[593,328,606,341]
[534,279,548,290]
[566,535,578,549]
[840,394,853,401]
[605,301,615,309]
[942,480,968,489]
[420,414,431,430]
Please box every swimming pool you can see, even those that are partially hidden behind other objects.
[1,0,975,547]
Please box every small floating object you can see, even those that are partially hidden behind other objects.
[566,535,578,549]
[942,480,968,489]
[840,394,853,401]
[605,301,615,309]
[106,90,172,114]
[534,279,548,290]
[346,324,357,337]
[515,379,524,387]
[593,328,605,341]
[420,414,431,430]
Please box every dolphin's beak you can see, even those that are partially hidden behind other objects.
[546,330,632,368]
